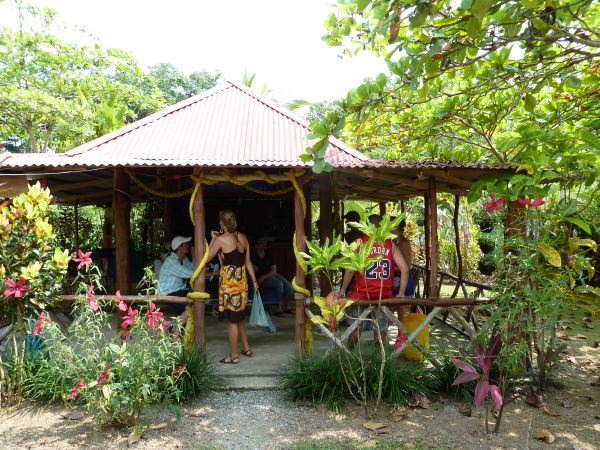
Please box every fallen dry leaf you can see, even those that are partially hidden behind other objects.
[575,334,588,340]
[349,409,358,419]
[526,391,544,408]
[590,377,600,387]
[565,355,578,364]
[374,426,391,435]
[186,410,205,418]
[561,400,576,408]
[535,430,555,444]
[458,405,472,417]
[583,322,594,329]
[594,341,599,348]
[127,428,143,446]
[559,335,573,341]
[542,405,561,417]
[363,421,391,432]
[414,395,430,409]
[389,408,409,422]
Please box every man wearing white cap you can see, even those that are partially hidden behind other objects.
[158,236,194,302]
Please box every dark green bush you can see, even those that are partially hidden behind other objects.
[174,344,222,401]
[279,349,437,411]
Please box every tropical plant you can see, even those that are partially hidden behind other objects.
[0,182,70,324]
[451,334,503,433]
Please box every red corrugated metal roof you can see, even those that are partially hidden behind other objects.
[0,81,368,169]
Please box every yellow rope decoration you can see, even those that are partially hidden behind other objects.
[292,277,310,297]
[218,170,296,196]
[126,170,195,198]
[188,239,210,293]
[183,305,195,355]
[189,182,201,226]
[305,319,313,355]
[286,170,306,217]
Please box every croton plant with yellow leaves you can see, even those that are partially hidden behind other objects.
[0,182,70,325]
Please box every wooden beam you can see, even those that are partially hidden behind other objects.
[428,177,439,296]
[318,174,333,296]
[50,177,113,192]
[102,206,113,249]
[55,189,114,203]
[192,168,206,348]
[294,189,307,357]
[114,167,131,295]
[74,203,79,252]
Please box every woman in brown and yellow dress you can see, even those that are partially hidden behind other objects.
[206,210,259,364]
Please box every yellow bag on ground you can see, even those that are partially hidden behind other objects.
[401,312,430,361]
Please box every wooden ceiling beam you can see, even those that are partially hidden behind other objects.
[49,177,113,192]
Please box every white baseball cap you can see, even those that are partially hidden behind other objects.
[171,236,192,251]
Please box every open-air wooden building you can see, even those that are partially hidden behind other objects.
[0,81,516,355]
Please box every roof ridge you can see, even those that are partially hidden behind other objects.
[226,81,370,162]
[65,83,233,156]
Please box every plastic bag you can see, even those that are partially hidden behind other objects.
[248,290,277,333]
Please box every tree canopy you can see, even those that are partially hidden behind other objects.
[147,63,221,105]
[304,0,599,185]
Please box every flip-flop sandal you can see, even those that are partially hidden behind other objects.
[241,349,253,357]
[220,355,239,364]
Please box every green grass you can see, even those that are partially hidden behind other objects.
[279,348,438,411]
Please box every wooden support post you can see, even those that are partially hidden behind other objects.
[318,174,333,296]
[400,200,406,213]
[428,177,439,297]
[294,190,307,356]
[304,184,313,295]
[423,195,430,296]
[74,203,79,252]
[114,167,131,295]
[192,168,206,348]
[378,201,386,216]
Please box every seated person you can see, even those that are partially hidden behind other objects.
[343,210,364,244]
[252,237,293,315]
[205,258,220,296]
[158,236,194,316]
[393,219,415,298]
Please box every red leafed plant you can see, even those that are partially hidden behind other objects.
[451,334,503,433]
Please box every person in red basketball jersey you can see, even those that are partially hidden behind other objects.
[338,214,409,347]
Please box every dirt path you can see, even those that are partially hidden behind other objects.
[1,313,598,450]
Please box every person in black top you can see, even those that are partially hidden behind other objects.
[251,237,294,314]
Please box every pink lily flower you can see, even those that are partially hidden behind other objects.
[73,249,93,270]
[32,312,46,335]
[121,306,138,329]
[145,302,164,329]
[160,320,172,333]
[97,364,110,387]
[87,286,99,312]
[3,277,30,298]
[483,194,505,213]
[67,381,85,400]
[115,290,127,312]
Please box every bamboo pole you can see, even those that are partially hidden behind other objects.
[450,195,464,298]
[294,190,307,356]
[192,168,206,348]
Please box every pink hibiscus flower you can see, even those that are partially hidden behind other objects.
[73,249,93,270]
[121,306,138,329]
[67,381,85,400]
[115,290,127,312]
[484,194,505,213]
[87,286,99,312]
[32,312,46,335]
[145,302,164,329]
[3,277,30,298]
[97,364,110,387]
